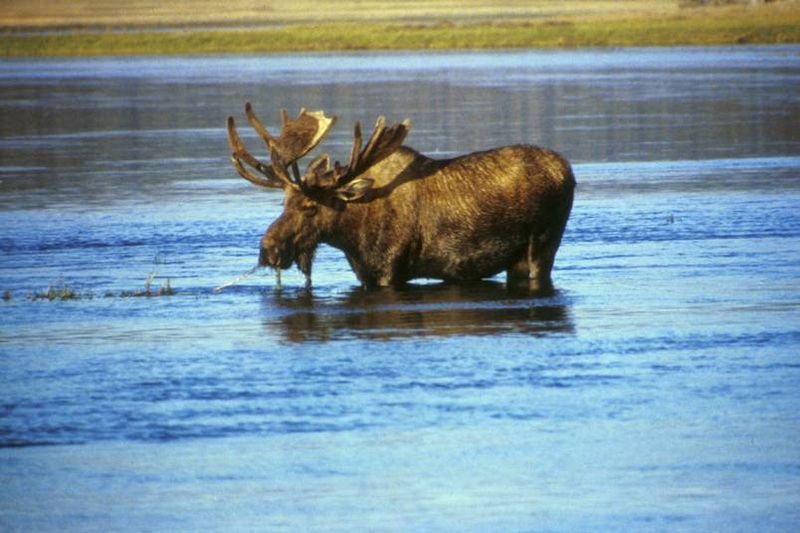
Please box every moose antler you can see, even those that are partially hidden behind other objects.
[227,103,336,189]
[246,103,336,173]
[227,103,410,200]
[334,116,412,187]
[227,116,282,188]
[301,115,411,195]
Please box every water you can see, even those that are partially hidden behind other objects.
[1,47,800,530]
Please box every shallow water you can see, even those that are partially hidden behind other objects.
[1,47,800,530]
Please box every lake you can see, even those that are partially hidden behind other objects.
[1,46,799,530]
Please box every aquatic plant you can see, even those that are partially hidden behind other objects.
[29,282,82,301]
[119,272,175,298]
[25,273,177,301]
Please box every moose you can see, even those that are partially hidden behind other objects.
[227,103,575,290]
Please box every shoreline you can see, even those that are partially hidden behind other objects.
[2,5,799,57]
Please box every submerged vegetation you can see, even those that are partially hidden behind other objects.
[29,282,82,302]
[118,272,175,298]
[21,273,176,302]
[1,1,798,56]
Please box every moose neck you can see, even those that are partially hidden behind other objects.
[316,148,441,286]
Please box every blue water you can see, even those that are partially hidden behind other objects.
[1,46,800,530]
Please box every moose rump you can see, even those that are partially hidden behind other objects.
[335,144,575,288]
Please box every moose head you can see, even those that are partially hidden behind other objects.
[227,103,411,285]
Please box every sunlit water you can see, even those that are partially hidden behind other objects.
[1,47,799,530]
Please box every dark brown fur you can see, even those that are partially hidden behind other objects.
[260,144,575,289]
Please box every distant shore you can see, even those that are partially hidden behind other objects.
[2,2,799,57]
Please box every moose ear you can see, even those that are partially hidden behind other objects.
[336,177,374,202]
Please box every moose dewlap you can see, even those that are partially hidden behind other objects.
[227,103,575,289]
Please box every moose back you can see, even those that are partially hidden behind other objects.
[227,103,575,290]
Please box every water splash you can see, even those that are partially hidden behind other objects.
[213,265,261,293]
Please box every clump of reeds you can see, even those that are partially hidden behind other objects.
[119,272,175,298]
[25,272,176,301]
[29,281,83,301]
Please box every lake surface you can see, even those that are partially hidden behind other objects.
[1,46,800,530]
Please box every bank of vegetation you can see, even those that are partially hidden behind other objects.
[1,1,798,56]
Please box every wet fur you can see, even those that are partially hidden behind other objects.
[261,144,575,289]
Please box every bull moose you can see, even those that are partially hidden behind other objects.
[227,103,575,290]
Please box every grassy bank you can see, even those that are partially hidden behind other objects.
[2,2,799,56]
[0,1,686,30]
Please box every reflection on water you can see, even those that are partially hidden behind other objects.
[2,47,799,211]
[263,283,574,342]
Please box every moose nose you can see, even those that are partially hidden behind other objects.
[259,245,279,267]
[259,234,277,267]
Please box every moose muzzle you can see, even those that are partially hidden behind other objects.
[258,245,278,268]
[259,234,294,269]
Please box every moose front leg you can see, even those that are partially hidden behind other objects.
[295,248,316,289]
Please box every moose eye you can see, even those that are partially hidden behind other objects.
[303,203,318,217]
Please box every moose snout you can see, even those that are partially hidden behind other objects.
[259,234,278,267]
[259,245,278,268]
[260,234,292,268]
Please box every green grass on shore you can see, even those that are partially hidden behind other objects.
[2,5,799,56]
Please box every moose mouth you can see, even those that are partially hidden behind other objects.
[259,245,294,270]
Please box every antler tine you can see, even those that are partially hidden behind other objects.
[305,153,333,183]
[360,116,387,166]
[227,116,283,189]
[336,116,410,187]
[346,121,363,175]
[227,116,264,170]
[230,154,280,189]
[334,121,362,183]
[268,146,297,188]
[245,101,276,148]
[247,104,303,184]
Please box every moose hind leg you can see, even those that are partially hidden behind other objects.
[506,234,557,291]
